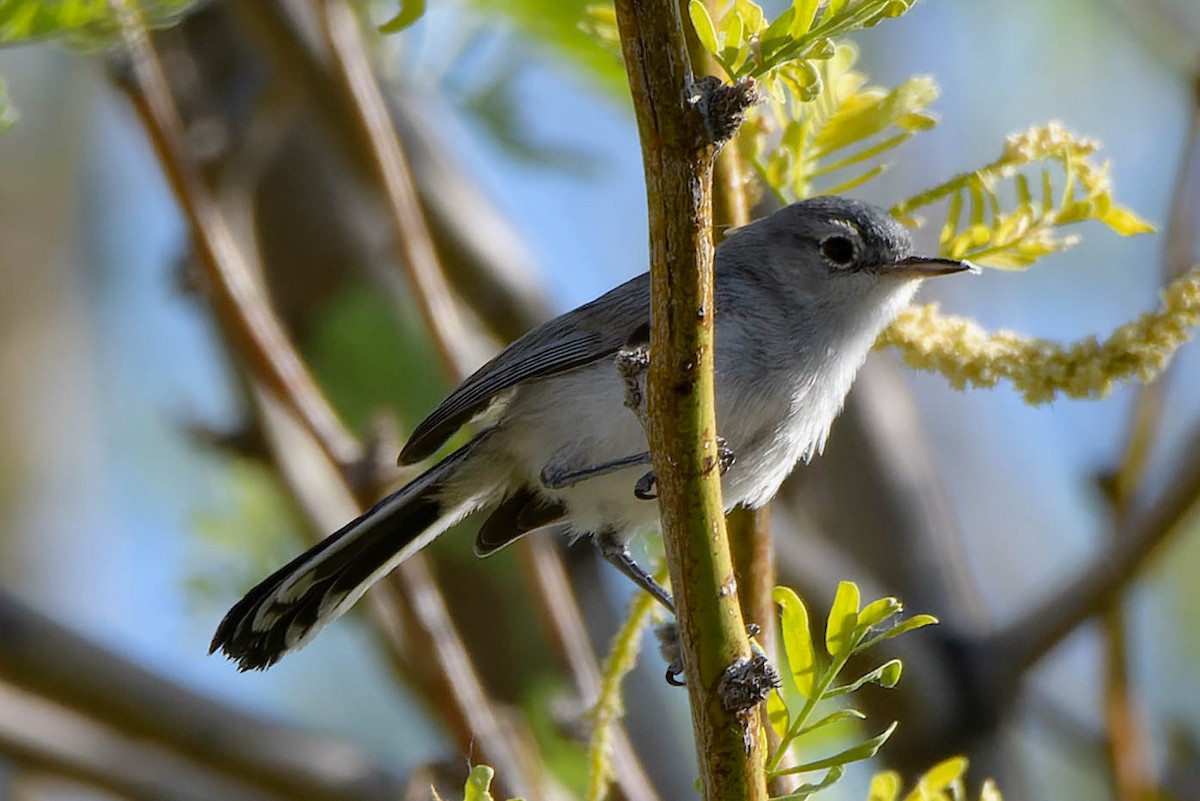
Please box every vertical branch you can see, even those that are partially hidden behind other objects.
[613,2,766,799]
[313,0,476,377]
[1099,67,1200,801]
[107,0,361,475]
[311,4,660,798]
[107,2,533,795]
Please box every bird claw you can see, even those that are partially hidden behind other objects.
[634,470,657,500]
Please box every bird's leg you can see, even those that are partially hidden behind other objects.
[632,436,734,501]
[594,529,674,612]
[540,451,652,490]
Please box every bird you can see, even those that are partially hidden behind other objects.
[211,195,970,671]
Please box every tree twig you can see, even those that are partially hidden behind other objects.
[612,1,766,798]
[231,0,553,341]
[308,5,660,796]
[0,682,282,801]
[1097,66,1200,801]
[108,0,362,474]
[108,3,533,794]
[0,589,405,801]
[986,421,1200,691]
[312,0,477,377]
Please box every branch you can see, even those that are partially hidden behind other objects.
[312,0,477,377]
[1096,71,1200,801]
[612,2,766,799]
[0,589,404,801]
[107,4,533,794]
[985,420,1200,691]
[231,0,553,341]
[107,0,361,475]
[0,682,278,801]
[307,6,661,797]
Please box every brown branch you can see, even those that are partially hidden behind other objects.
[613,2,766,799]
[986,420,1200,691]
[108,4,535,795]
[517,537,663,801]
[231,0,553,341]
[307,6,661,797]
[0,589,405,801]
[107,0,361,475]
[0,682,279,801]
[312,0,477,377]
[1097,67,1200,801]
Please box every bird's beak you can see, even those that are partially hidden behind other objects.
[887,255,978,279]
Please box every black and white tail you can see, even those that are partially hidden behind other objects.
[211,443,479,671]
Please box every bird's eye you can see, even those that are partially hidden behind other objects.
[820,235,857,266]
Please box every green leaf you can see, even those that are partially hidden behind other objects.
[771,766,845,799]
[463,765,497,801]
[825,659,902,697]
[688,0,719,55]
[821,163,886,196]
[760,7,795,57]
[774,586,818,698]
[979,779,1004,801]
[795,707,865,737]
[857,614,939,653]
[857,597,901,630]
[722,9,745,51]
[378,0,426,33]
[789,0,821,37]
[1100,205,1155,236]
[825,581,860,661]
[902,756,968,801]
[735,0,765,33]
[776,722,898,776]
[767,689,790,739]
[0,0,197,46]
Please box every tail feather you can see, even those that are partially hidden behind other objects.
[211,442,478,671]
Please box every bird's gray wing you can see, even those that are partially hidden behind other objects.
[399,272,651,464]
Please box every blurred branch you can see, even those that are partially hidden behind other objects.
[988,419,1200,690]
[231,0,552,341]
[312,0,477,377]
[107,3,535,794]
[107,0,362,475]
[307,4,661,798]
[0,589,406,801]
[517,537,662,801]
[1097,67,1200,801]
[0,682,280,801]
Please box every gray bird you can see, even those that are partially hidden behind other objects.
[212,196,970,670]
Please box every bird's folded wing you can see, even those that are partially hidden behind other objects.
[399,272,651,464]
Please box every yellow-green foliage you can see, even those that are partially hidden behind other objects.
[767,583,936,789]
[893,122,1154,269]
[584,580,664,801]
[880,266,1200,404]
[870,758,1002,801]
[741,43,937,201]
[431,765,524,801]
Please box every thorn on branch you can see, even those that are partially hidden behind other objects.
[689,76,761,147]
[719,654,779,715]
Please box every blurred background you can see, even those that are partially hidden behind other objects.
[1,0,1199,799]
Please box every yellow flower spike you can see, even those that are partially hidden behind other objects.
[878,265,1200,403]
